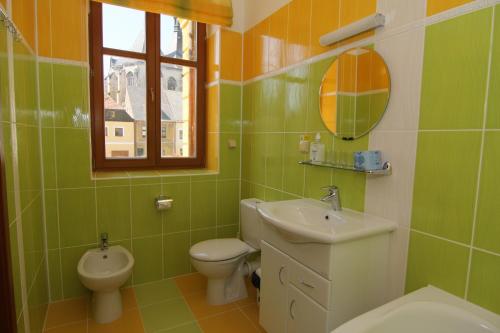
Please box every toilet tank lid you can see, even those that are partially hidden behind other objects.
[190,238,250,262]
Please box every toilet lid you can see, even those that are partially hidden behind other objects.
[190,238,250,262]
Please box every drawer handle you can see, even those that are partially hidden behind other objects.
[289,299,296,320]
[301,280,315,289]
[278,266,286,285]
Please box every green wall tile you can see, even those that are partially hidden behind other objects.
[131,184,162,238]
[41,128,57,189]
[39,62,54,128]
[467,250,500,314]
[44,190,59,249]
[2,124,16,223]
[48,250,62,302]
[55,128,93,188]
[97,186,131,241]
[304,167,332,200]
[219,133,240,180]
[28,265,49,333]
[412,131,481,243]
[241,133,252,181]
[265,74,286,132]
[217,225,238,238]
[52,64,89,128]
[242,84,254,134]
[164,232,191,278]
[253,81,266,132]
[265,133,284,190]
[419,9,492,129]
[190,228,216,246]
[61,245,92,298]
[406,231,469,297]
[58,188,97,247]
[9,223,22,318]
[249,133,266,184]
[14,50,38,126]
[475,132,500,253]
[284,65,309,132]
[191,182,216,229]
[307,57,334,132]
[265,188,285,202]
[217,180,239,226]
[0,27,10,123]
[16,125,41,209]
[486,5,500,129]
[133,236,163,284]
[283,133,306,196]
[22,197,44,290]
[220,84,242,133]
[163,182,190,233]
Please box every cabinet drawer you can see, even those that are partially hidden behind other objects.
[289,258,330,308]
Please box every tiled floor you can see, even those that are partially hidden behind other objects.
[43,273,265,333]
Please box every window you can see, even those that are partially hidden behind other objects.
[89,2,206,170]
[115,127,124,137]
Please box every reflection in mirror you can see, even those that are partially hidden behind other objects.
[320,47,390,139]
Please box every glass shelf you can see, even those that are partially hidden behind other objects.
[298,160,392,176]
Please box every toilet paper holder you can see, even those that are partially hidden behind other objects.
[155,196,173,210]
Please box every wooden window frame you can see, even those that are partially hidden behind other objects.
[89,1,206,171]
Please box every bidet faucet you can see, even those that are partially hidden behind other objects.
[100,233,109,251]
[320,185,342,211]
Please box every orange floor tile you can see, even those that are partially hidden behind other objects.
[43,277,267,333]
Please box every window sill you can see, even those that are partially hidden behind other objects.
[92,168,218,181]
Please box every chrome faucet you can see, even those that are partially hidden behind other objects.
[320,186,342,211]
[100,232,109,251]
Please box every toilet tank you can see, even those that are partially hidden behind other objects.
[240,198,264,250]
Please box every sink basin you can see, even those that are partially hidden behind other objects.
[332,286,500,333]
[257,199,396,244]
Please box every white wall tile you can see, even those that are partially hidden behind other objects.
[375,28,425,131]
[365,130,418,227]
[387,226,410,300]
[377,0,427,30]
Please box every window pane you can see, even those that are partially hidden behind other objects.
[160,64,196,158]
[161,15,196,61]
[103,4,146,53]
[103,55,147,159]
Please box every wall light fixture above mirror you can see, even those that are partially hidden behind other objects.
[320,47,391,140]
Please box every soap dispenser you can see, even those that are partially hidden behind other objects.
[309,133,325,163]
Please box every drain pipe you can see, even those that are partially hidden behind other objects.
[243,258,261,277]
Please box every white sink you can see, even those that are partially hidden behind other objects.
[332,286,500,333]
[257,199,396,244]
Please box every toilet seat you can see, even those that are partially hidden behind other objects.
[189,238,251,262]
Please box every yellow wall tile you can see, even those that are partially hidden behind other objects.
[51,0,87,61]
[268,5,288,72]
[286,0,311,66]
[254,19,270,76]
[220,29,242,81]
[310,0,340,57]
[427,0,473,16]
[339,0,377,27]
[206,85,219,133]
[37,0,52,57]
[206,33,220,83]
[13,0,36,49]
[0,0,5,10]
[243,27,255,80]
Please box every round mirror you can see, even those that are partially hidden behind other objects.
[320,47,390,139]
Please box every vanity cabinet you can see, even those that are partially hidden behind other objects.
[259,224,392,333]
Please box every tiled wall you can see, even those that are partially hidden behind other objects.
[36,1,244,302]
[240,0,500,315]
[1,0,49,331]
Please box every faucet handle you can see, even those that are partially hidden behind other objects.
[321,185,339,193]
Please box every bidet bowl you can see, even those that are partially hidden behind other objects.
[77,245,134,323]
[78,245,134,291]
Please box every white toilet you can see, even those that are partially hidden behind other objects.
[77,245,134,323]
[190,198,263,305]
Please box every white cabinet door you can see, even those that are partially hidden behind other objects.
[260,241,289,333]
[287,284,328,333]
